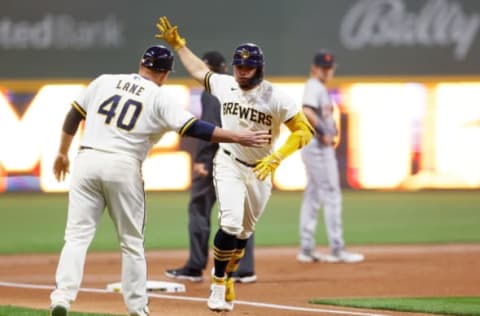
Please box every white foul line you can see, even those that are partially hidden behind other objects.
[0,281,388,316]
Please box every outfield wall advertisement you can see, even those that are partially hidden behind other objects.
[1,0,480,78]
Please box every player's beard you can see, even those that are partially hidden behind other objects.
[237,76,261,90]
[237,77,251,90]
[235,68,263,90]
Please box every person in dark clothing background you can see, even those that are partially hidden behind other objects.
[165,51,256,283]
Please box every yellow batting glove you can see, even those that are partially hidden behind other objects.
[253,152,283,181]
[155,16,186,50]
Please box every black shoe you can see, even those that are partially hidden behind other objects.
[50,305,68,316]
[231,272,257,283]
[165,266,203,282]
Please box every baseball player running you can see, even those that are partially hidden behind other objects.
[165,51,257,284]
[49,45,270,316]
[297,51,364,264]
[156,16,314,312]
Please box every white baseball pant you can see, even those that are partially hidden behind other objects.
[213,150,272,239]
[50,149,148,315]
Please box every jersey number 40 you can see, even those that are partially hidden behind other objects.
[98,95,142,131]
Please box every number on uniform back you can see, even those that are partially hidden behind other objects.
[98,95,143,131]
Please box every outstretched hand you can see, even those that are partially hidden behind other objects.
[155,16,186,50]
[236,130,271,148]
[253,152,283,181]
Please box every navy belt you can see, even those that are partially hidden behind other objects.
[223,149,257,168]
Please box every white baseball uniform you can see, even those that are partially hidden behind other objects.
[299,77,344,254]
[50,73,194,315]
[205,73,298,238]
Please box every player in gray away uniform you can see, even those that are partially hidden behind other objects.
[49,45,270,316]
[165,51,256,284]
[297,51,364,264]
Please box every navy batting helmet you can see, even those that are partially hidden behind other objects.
[232,43,265,67]
[232,43,265,89]
[141,45,174,71]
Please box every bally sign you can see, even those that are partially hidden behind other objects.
[340,0,480,60]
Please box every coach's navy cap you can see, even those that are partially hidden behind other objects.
[313,50,335,68]
[202,51,227,74]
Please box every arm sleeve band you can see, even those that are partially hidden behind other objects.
[62,107,84,135]
[275,111,314,159]
[183,119,216,141]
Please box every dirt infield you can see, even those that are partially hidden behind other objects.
[1,245,479,316]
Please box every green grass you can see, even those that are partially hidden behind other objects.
[0,305,120,316]
[0,191,479,253]
[311,297,480,316]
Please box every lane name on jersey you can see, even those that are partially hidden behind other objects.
[115,79,145,97]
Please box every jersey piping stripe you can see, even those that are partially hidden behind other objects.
[72,101,86,117]
[178,117,198,136]
[204,71,213,94]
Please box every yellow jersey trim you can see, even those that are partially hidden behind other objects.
[204,71,213,94]
[72,101,86,117]
[179,117,197,136]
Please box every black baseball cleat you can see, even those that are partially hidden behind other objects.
[231,272,257,283]
[50,305,68,316]
[165,266,203,282]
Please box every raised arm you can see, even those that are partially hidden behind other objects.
[155,16,209,83]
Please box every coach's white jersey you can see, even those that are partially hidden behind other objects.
[206,73,298,163]
[73,73,194,161]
